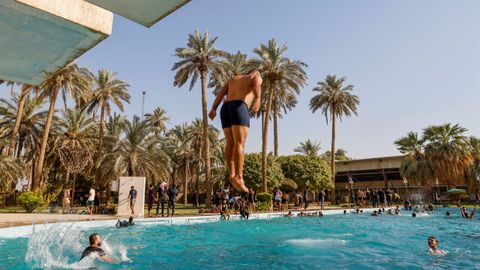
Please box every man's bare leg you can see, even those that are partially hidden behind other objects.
[223,128,235,179]
[231,125,249,192]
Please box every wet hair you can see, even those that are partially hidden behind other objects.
[89,233,99,245]
[412,213,416,217]
[343,210,347,214]
[446,211,450,216]
[428,236,438,244]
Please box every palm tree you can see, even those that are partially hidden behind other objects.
[34,63,92,191]
[172,30,225,207]
[3,84,33,156]
[164,124,193,204]
[422,123,473,187]
[395,131,433,185]
[0,94,47,159]
[100,116,169,179]
[272,80,299,157]
[144,107,169,135]
[0,154,25,190]
[87,69,130,150]
[249,39,307,192]
[208,51,249,94]
[55,108,97,205]
[468,136,480,183]
[309,75,359,200]
[294,139,321,157]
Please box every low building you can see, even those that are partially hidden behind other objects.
[334,155,470,200]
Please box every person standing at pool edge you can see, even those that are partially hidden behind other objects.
[87,187,95,215]
[128,186,137,215]
[209,70,262,192]
[147,184,154,217]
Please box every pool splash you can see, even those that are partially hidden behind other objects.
[24,224,130,269]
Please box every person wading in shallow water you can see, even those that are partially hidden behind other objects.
[209,70,262,193]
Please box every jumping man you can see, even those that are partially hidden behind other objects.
[209,70,262,192]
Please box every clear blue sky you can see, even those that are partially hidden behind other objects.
[3,0,480,159]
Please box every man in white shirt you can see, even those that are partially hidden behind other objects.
[87,187,95,215]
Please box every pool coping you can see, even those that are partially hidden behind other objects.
[0,208,374,238]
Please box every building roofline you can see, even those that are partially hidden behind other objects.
[335,155,404,164]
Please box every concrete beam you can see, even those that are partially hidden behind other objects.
[86,0,190,27]
[0,0,113,85]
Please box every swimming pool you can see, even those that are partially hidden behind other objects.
[0,208,479,269]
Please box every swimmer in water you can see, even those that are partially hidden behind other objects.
[460,207,476,219]
[428,236,446,255]
[446,211,450,216]
[81,233,114,263]
[412,212,417,217]
[116,216,135,227]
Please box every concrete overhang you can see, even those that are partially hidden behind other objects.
[0,0,113,86]
[85,0,190,27]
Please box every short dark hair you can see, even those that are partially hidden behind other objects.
[89,233,99,245]
[131,186,134,189]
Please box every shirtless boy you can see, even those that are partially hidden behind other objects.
[209,70,262,192]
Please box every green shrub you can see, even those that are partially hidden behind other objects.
[17,192,44,213]
[257,192,272,203]
[257,202,269,211]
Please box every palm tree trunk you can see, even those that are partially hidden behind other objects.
[64,168,70,186]
[94,105,106,187]
[8,89,28,156]
[262,85,275,192]
[99,105,105,149]
[71,174,76,208]
[16,134,25,158]
[201,70,212,208]
[184,159,189,205]
[34,91,58,191]
[273,107,279,157]
[330,112,337,202]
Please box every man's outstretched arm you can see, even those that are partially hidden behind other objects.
[251,74,262,113]
[209,82,229,120]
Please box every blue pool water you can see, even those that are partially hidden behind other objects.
[0,209,479,269]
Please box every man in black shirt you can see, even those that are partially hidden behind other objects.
[127,186,137,215]
[167,185,178,217]
[81,233,113,263]
[156,182,167,217]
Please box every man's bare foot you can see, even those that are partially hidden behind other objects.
[231,175,249,193]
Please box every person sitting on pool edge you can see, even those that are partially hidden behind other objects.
[116,216,135,227]
[81,233,114,263]
[460,206,476,219]
[428,236,446,255]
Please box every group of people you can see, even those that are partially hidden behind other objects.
[145,183,179,217]
[355,188,400,207]
[61,186,101,215]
